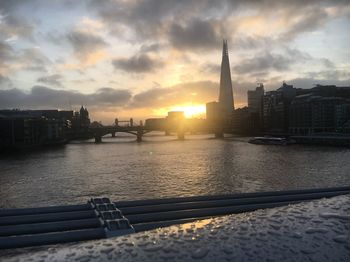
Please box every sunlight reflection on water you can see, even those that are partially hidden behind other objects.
[1,134,350,208]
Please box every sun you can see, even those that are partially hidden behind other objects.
[169,104,206,118]
[152,104,206,118]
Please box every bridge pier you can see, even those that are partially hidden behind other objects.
[177,131,185,140]
[215,131,223,138]
[95,136,102,143]
[137,129,143,142]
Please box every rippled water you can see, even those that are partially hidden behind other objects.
[1,133,350,208]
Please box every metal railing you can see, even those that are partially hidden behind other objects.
[1,186,350,249]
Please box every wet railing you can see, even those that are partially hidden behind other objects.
[1,186,350,249]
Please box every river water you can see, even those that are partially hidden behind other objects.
[1,133,350,208]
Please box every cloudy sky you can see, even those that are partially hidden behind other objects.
[0,0,350,123]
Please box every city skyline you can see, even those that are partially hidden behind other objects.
[0,1,350,123]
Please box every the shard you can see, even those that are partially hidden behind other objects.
[218,39,234,115]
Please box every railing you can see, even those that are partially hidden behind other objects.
[1,186,350,249]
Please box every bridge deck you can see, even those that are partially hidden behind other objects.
[1,186,350,250]
[2,193,350,261]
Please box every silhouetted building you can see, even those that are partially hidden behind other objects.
[247,83,265,132]
[166,111,185,131]
[219,39,234,116]
[289,85,350,134]
[231,107,252,134]
[248,83,264,114]
[0,110,70,149]
[145,118,167,130]
[71,106,90,133]
[263,82,296,133]
[259,84,350,135]
[206,39,234,127]
[206,102,220,124]
[335,104,350,133]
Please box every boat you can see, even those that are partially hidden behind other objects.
[248,137,291,145]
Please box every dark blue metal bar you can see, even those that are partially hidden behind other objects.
[0,228,106,249]
[0,210,96,226]
[0,204,91,217]
[120,190,350,215]
[0,218,102,237]
[127,200,301,224]
[114,186,350,208]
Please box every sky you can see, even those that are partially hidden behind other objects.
[0,0,350,123]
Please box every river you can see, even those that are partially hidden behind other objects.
[1,133,349,208]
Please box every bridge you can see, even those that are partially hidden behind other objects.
[88,118,228,143]
[89,125,151,143]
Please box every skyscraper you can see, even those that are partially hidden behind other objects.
[206,39,234,127]
[219,39,234,114]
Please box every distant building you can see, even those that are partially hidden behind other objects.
[248,83,264,114]
[167,111,185,121]
[145,113,207,134]
[335,104,350,133]
[231,107,252,134]
[263,82,296,133]
[145,118,167,130]
[166,111,185,131]
[145,111,185,132]
[71,106,90,132]
[289,85,350,135]
[247,83,265,132]
[0,109,70,149]
[206,102,220,124]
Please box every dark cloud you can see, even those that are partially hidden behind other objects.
[66,30,108,59]
[0,74,8,82]
[200,63,221,75]
[231,36,274,50]
[0,0,79,13]
[169,19,223,50]
[130,81,218,108]
[0,41,14,74]
[288,77,350,88]
[90,0,202,39]
[91,0,350,47]
[305,70,350,81]
[0,14,35,41]
[320,58,335,68]
[280,7,329,41]
[0,86,132,109]
[139,43,162,53]
[0,74,11,88]
[37,74,63,87]
[93,88,131,105]
[233,48,312,75]
[112,54,163,73]
[0,41,15,61]
[0,41,50,73]
[234,52,293,75]
[19,48,51,72]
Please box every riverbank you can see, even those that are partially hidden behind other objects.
[292,134,350,146]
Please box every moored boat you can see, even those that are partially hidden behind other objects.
[248,137,293,145]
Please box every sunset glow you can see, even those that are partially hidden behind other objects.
[153,104,206,118]
[170,104,206,118]
[0,1,349,123]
